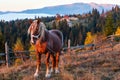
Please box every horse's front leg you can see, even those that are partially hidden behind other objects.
[55,52,60,73]
[50,54,56,73]
[34,53,41,78]
[45,52,51,78]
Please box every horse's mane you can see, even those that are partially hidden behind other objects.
[39,22,46,37]
[38,22,48,42]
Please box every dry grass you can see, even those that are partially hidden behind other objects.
[0,42,120,80]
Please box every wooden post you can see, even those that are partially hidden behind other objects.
[5,42,10,67]
[111,35,114,42]
[68,39,71,53]
[110,35,114,51]
[93,39,96,50]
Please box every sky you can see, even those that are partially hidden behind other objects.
[0,0,120,12]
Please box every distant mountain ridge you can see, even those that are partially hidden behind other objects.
[0,2,118,15]
[21,2,117,14]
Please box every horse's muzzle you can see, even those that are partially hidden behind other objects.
[30,37,37,45]
[30,40,35,45]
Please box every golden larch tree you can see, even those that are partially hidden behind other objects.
[115,27,120,36]
[84,32,95,45]
[13,38,24,51]
[13,38,24,66]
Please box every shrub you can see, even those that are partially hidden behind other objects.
[15,58,22,66]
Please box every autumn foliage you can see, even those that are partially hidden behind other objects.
[115,27,120,35]
[13,38,24,51]
[84,32,96,45]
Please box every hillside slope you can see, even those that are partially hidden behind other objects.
[0,41,120,80]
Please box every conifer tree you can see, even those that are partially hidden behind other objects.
[104,13,114,36]
[0,30,4,52]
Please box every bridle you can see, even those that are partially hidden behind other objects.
[31,22,45,39]
[31,31,41,39]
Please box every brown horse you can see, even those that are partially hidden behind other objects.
[28,19,63,78]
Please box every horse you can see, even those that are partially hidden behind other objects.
[28,19,63,78]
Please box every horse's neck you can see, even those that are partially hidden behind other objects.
[39,29,48,43]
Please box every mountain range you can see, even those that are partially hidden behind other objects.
[0,2,118,15]
[0,2,119,21]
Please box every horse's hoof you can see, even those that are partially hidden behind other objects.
[34,73,39,78]
[45,73,51,78]
[55,69,60,74]
[50,68,54,73]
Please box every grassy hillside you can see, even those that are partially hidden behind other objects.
[0,41,120,80]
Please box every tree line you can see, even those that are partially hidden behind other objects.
[0,6,120,53]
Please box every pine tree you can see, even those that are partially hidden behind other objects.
[0,30,4,52]
[104,13,114,36]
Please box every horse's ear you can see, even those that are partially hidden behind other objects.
[29,19,33,24]
[37,19,41,24]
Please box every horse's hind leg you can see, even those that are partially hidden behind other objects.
[45,52,51,78]
[55,52,60,73]
[50,54,56,73]
[34,53,41,78]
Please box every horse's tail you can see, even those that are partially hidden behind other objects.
[59,31,64,47]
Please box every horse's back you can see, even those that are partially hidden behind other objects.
[48,30,63,51]
[49,30,63,44]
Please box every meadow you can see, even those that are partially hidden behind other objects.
[0,39,120,80]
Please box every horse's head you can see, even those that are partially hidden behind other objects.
[28,19,40,35]
[28,19,46,44]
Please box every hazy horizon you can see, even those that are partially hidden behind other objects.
[0,13,54,21]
